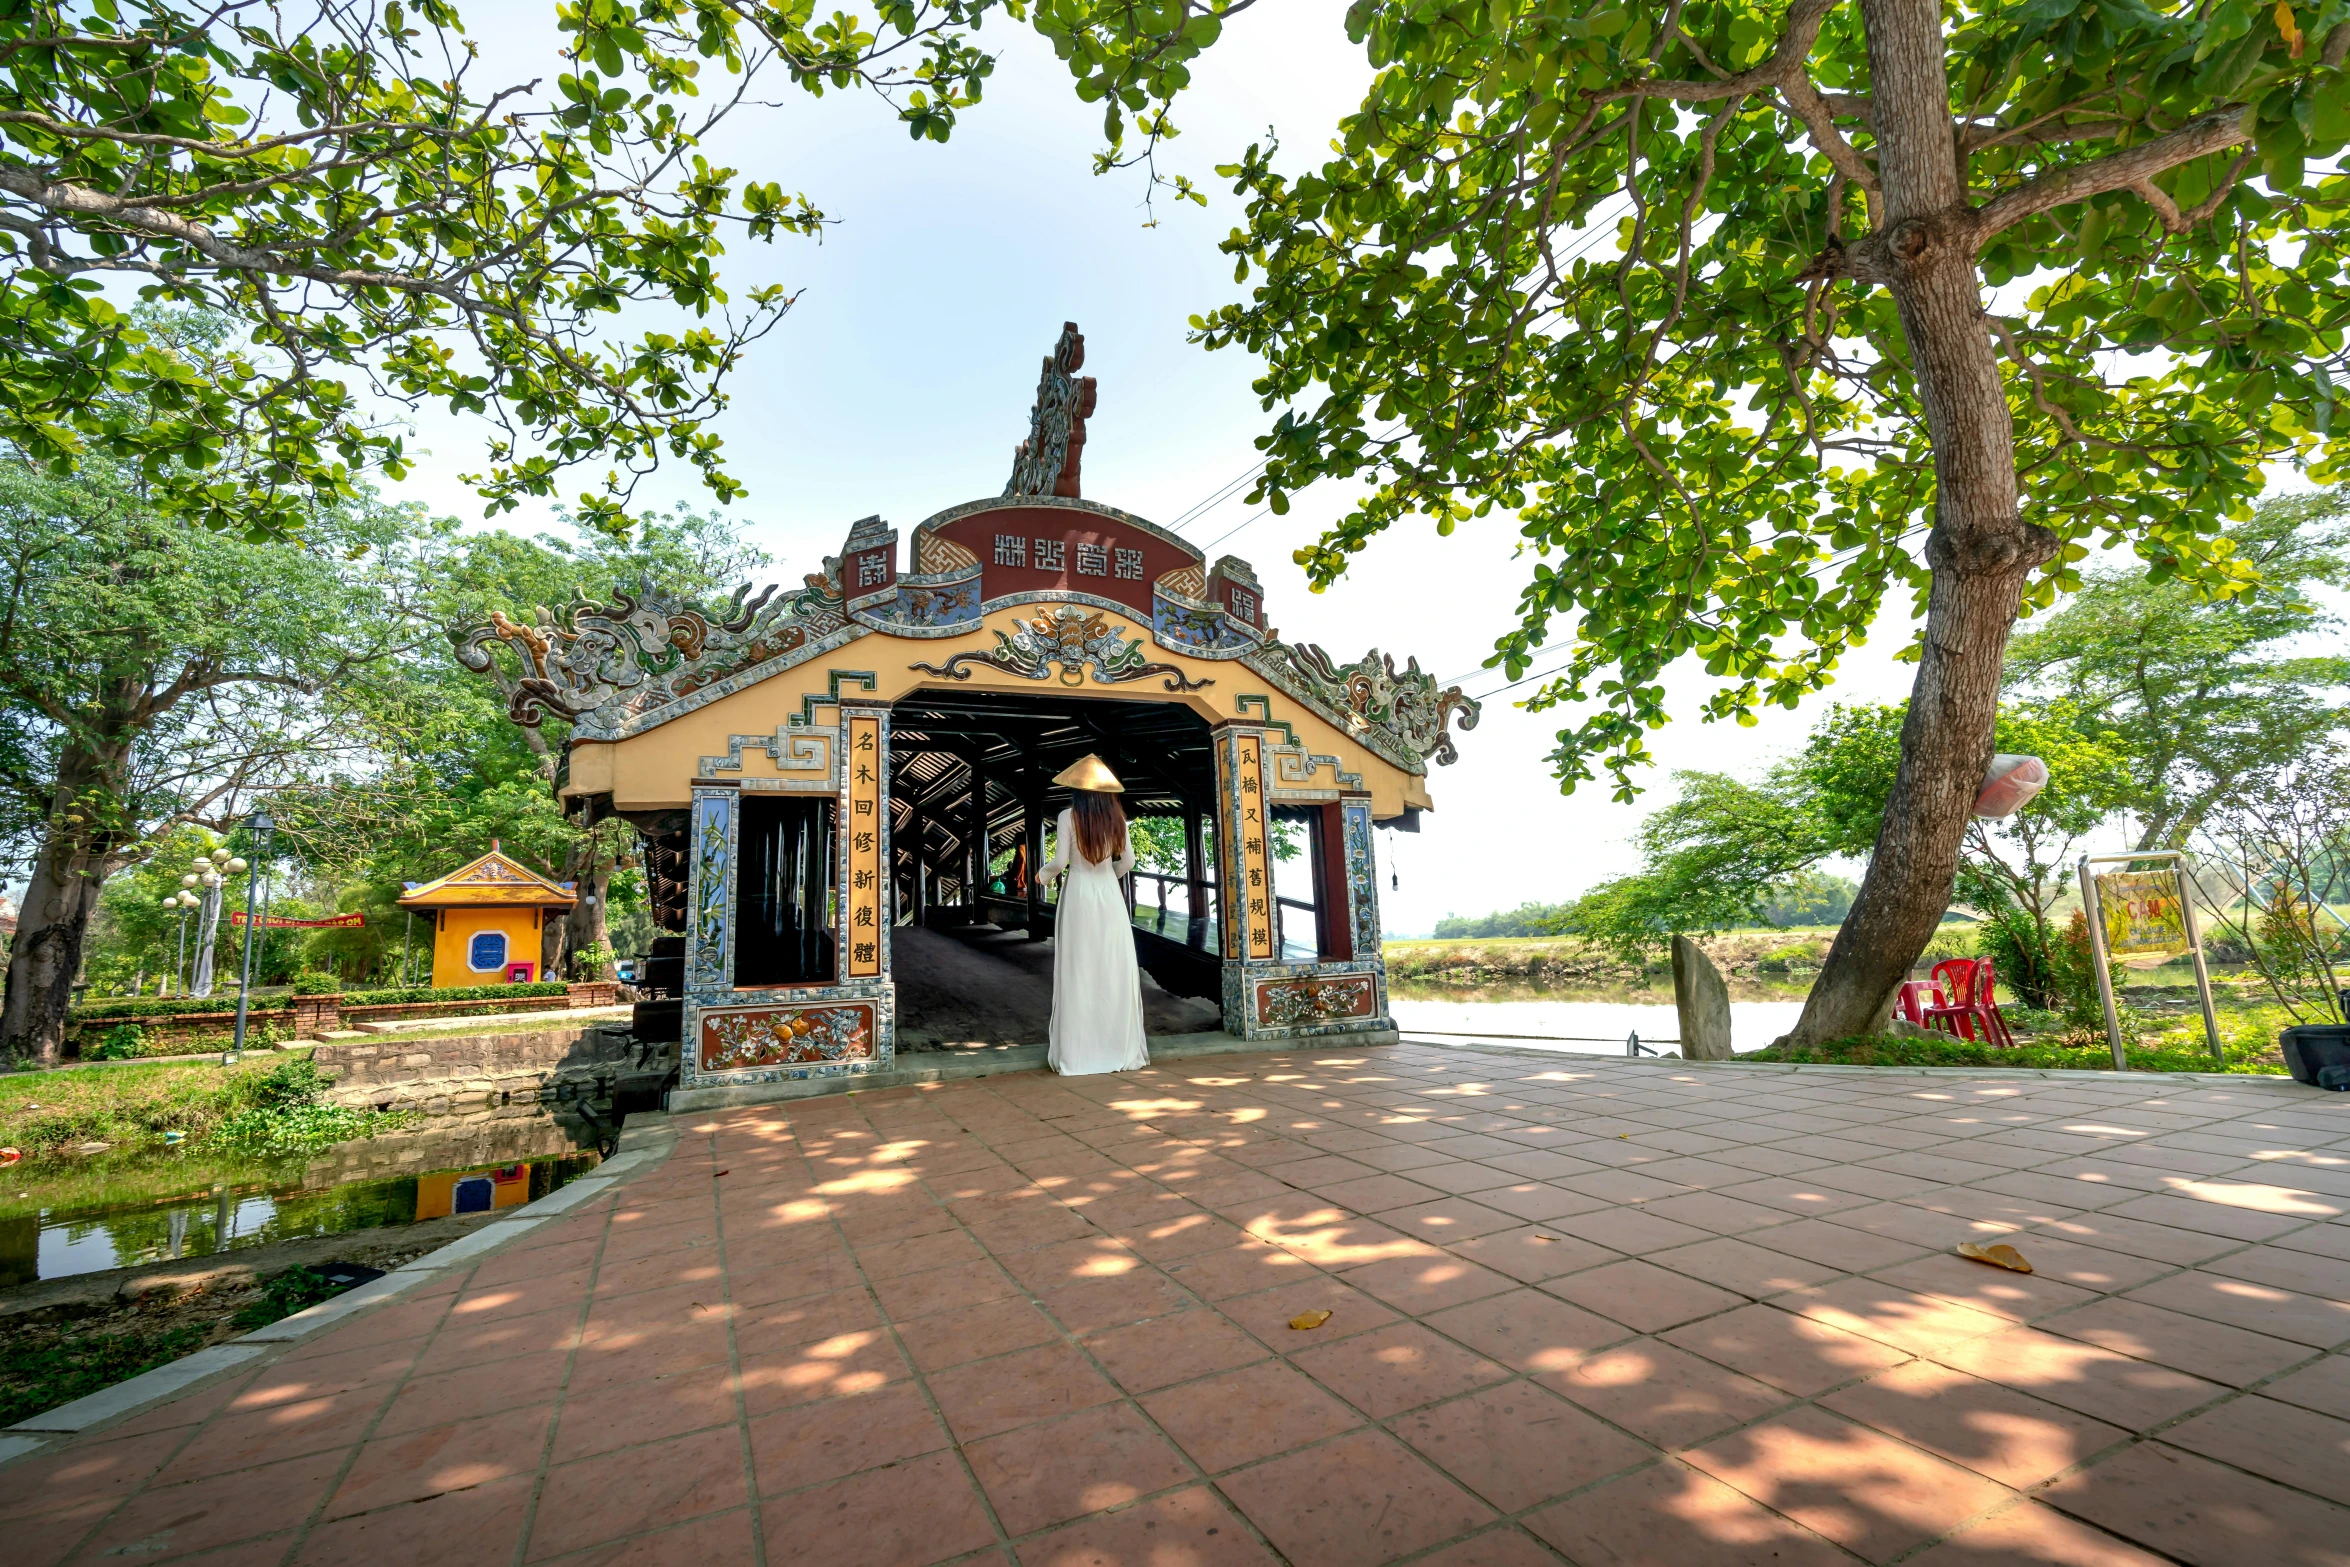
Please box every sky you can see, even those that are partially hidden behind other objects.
[369,2,2207,935]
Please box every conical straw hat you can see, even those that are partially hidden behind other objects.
[1052,754,1124,793]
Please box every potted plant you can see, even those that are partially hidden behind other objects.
[2194,760,2350,1087]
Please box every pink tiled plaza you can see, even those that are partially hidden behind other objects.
[10,1045,2350,1566]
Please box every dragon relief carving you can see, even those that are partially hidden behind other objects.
[454,577,847,731]
[910,604,1211,692]
[1273,644,1482,767]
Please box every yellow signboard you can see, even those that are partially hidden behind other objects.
[845,714,883,977]
[1233,734,1273,961]
[2095,869,2188,956]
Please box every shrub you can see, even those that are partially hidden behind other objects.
[69,995,287,1022]
[208,1056,410,1155]
[232,1265,360,1330]
[86,1024,150,1061]
[288,970,343,995]
[339,980,569,1007]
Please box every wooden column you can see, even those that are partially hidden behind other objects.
[1024,772,1046,940]
[968,748,989,916]
[1183,800,1209,951]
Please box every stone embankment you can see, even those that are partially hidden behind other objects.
[311,1024,675,1120]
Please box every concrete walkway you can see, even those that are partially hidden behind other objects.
[7,1045,2350,1566]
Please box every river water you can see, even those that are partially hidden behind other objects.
[1388,994,1807,1056]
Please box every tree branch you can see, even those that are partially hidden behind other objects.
[1967,109,2252,243]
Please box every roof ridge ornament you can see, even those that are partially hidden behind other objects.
[1005,322,1096,500]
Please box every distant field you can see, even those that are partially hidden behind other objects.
[1387,929,1839,950]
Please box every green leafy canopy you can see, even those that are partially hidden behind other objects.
[0,0,1003,540]
[1015,0,2350,796]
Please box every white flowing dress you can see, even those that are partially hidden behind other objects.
[1044,808,1149,1075]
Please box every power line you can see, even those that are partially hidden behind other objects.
[1451,524,1932,703]
[1161,202,1632,538]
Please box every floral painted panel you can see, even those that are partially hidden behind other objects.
[691,791,732,989]
[700,1003,876,1072]
[1343,802,1380,959]
[1254,972,1377,1028]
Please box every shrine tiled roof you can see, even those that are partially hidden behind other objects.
[396,847,577,910]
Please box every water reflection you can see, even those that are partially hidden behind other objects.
[1,1152,601,1286]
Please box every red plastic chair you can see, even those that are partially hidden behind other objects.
[1895,980,1946,1025]
[1922,957,2016,1047]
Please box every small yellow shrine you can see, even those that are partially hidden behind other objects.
[397,844,577,988]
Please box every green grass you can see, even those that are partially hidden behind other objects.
[0,1314,211,1428]
[0,1263,367,1427]
[1747,1029,2285,1074]
[0,1052,412,1161]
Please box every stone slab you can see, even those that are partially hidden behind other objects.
[664,1026,1399,1111]
[7,1344,267,1432]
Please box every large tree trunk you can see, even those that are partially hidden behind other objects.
[0,743,131,1065]
[1785,0,2057,1045]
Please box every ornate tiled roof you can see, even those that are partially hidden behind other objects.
[395,847,577,910]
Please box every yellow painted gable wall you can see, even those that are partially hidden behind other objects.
[559,606,1439,819]
[427,906,547,987]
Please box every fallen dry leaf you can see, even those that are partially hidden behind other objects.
[1288,1309,1333,1331]
[1956,1241,2033,1274]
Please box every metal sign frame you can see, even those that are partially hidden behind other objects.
[2076,851,2223,1069]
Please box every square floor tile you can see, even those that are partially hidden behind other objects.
[527,1426,746,1559]
[2038,1297,2311,1387]
[924,1340,1121,1443]
[1648,1235,1844,1298]
[1423,1287,1633,1375]
[2123,1268,2350,1349]
[1379,1198,1523,1245]
[737,1328,910,1414]
[1016,1486,1278,1567]
[2263,1354,2350,1421]
[1290,1321,1512,1418]
[2157,1393,2350,1507]
[1542,1258,1747,1332]
[1932,1327,2228,1432]
[1140,1362,1364,1474]
[1818,1360,2129,1489]
[1217,1427,1494,1567]
[759,1449,997,1567]
[964,1401,1195,1536]
[1392,1382,1650,1511]
[748,1381,950,1496]
[1663,1303,1911,1396]
[292,1474,534,1567]
[1903,1500,2170,1566]
[1439,1221,1621,1285]
[1536,1337,1793,1450]
[1780,1276,2013,1356]
[325,1404,552,1518]
[1748,1219,1932,1273]
[1220,1275,1401,1347]
[1084,1307,1267,1393]
[1335,1251,1517,1314]
[1545,1206,1720,1257]
[1524,1462,1850,1567]
[2041,1439,2350,1567]
[1682,1404,2016,1564]
[896,1295,1061,1374]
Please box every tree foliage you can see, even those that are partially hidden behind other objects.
[2005,493,2350,849]
[1568,697,2128,982]
[0,0,1001,539]
[1118,0,2347,792]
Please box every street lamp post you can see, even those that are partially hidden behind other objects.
[169,886,200,995]
[229,812,272,1059]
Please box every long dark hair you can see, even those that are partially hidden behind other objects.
[1070,789,1128,866]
